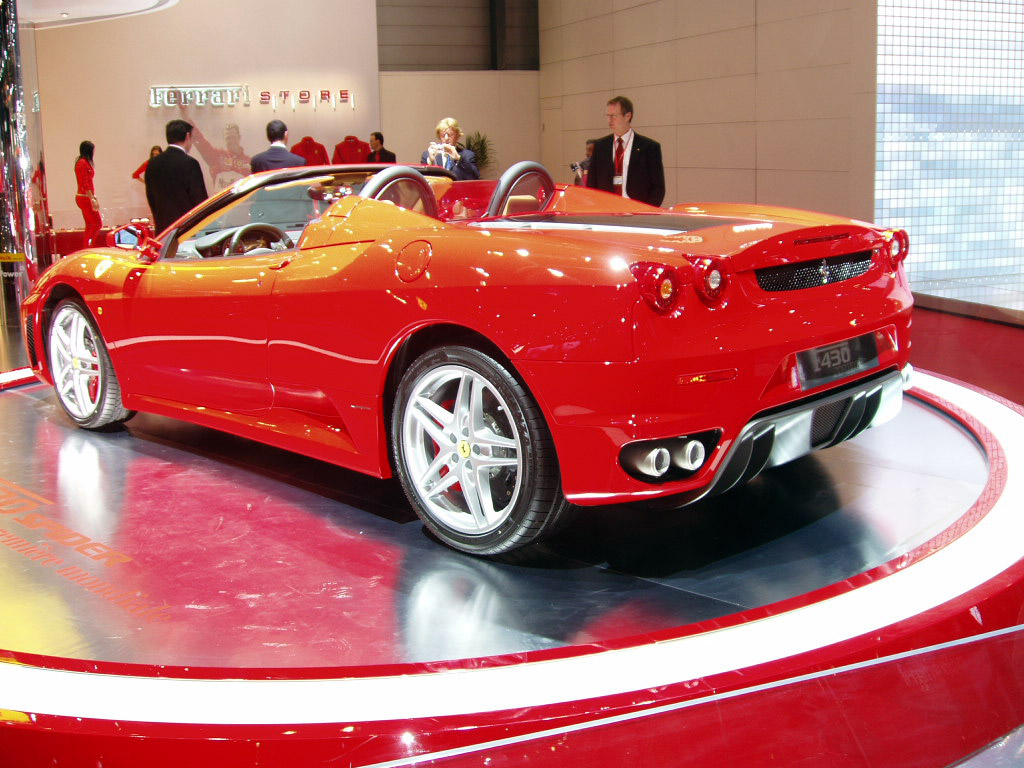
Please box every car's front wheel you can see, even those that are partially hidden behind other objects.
[47,298,134,429]
[391,346,571,555]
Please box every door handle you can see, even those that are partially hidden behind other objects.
[269,259,291,270]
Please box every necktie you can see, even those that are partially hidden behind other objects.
[613,137,624,195]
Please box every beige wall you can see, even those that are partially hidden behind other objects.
[379,70,540,178]
[37,0,381,230]
[36,0,540,230]
[36,0,872,229]
[539,0,877,220]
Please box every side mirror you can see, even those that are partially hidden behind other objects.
[106,224,143,249]
[106,218,155,248]
[105,220,160,262]
[138,236,162,264]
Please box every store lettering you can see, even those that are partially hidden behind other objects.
[260,90,348,104]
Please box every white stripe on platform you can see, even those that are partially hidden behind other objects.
[0,368,33,386]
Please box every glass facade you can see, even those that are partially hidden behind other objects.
[876,0,1024,310]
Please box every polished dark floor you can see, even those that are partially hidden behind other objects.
[0,380,987,669]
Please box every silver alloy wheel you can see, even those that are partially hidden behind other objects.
[401,363,523,535]
[49,303,103,421]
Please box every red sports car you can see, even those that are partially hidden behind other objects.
[20,163,913,555]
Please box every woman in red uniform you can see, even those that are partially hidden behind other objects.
[74,141,102,247]
[132,145,163,183]
[132,144,163,182]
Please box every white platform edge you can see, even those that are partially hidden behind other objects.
[0,368,33,387]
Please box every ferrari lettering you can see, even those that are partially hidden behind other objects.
[0,529,64,567]
[148,85,250,108]
[55,566,172,622]
[0,489,42,517]
[10,512,132,567]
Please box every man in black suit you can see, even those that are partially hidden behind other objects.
[586,96,665,207]
[366,132,397,163]
[145,119,208,233]
[250,120,307,173]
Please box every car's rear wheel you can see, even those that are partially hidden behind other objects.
[391,346,571,555]
[47,299,134,429]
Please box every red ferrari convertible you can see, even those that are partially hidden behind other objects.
[21,162,913,555]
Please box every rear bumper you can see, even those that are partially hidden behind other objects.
[684,364,910,506]
[523,358,910,507]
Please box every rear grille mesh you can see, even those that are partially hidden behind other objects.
[756,250,873,292]
[811,399,848,446]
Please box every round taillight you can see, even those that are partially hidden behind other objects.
[630,262,681,313]
[706,268,722,293]
[694,258,728,305]
[888,229,910,269]
[658,276,674,301]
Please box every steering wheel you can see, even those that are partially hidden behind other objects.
[226,223,294,256]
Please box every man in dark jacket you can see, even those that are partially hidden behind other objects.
[586,95,665,207]
[366,132,397,163]
[250,120,307,172]
[145,119,208,233]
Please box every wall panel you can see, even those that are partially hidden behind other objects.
[541,0,876,219]
[380,70,540,178]
[36,0,381,229]
[377,0,490,70]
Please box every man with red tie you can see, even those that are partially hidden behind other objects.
[366,132,397,163]
[586,95,665,207]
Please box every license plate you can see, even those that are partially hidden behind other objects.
[796,334,878,390]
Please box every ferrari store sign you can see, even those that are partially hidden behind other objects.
[149,84,354,110]
[0,253,26,262]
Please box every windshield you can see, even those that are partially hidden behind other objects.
[170,172,377,260]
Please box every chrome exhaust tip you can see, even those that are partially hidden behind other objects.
[635,446,671,478]
[673,439,706,471]
[901,363,914,390]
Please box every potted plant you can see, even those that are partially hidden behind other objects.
[464,131,492,176]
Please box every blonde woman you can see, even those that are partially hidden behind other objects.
[421,117,479,180]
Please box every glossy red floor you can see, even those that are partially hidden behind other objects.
[0,361,1022,766]
[911,306,1024,406]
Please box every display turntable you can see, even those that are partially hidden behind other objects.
[0,371,1021,766]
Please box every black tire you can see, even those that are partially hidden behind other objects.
[47,298,134,429]
[391,346,572,555]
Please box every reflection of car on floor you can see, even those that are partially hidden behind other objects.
[20,162,913,556]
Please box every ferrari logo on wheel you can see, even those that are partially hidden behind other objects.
[457,440,472,459]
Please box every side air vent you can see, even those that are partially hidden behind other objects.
[25,316,37,366]
[756,250,873,292]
